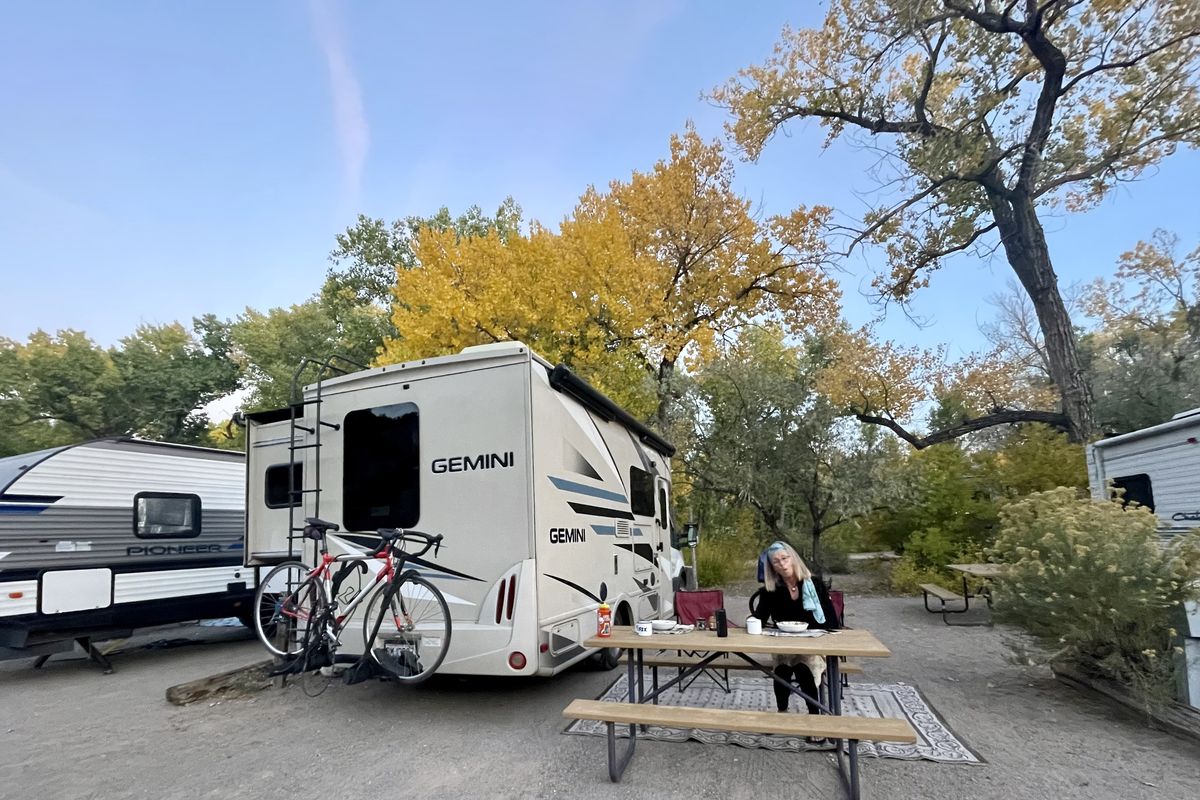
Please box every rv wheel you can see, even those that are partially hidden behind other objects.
[594,605,629,670]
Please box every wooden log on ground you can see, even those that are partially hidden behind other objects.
[165,660,274,706]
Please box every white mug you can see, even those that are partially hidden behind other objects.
[745,617,763,635]
[634,620,653,636]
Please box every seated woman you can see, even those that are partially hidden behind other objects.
[752,541,840,719]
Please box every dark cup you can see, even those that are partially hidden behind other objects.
[716,608,728,638]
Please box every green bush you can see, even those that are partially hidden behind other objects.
[988,487,1200,705]
[696,532,757,587]
[889,526,980,593]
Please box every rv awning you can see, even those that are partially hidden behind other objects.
[547,364,676,458]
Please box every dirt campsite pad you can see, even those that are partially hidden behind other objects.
[2,596,1198,800]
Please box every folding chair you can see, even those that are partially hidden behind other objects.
[671,588,732,692]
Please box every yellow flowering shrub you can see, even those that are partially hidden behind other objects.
[988,487,1200,704]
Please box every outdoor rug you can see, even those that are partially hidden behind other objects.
[563,673,984,765]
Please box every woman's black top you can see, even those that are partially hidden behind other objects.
[752,580,840,630]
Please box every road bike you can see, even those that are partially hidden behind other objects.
[252,517,451,686]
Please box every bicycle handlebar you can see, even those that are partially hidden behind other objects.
[376,528,443,559]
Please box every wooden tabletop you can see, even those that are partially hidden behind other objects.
[585,625,892,658]
[946,563,1004,578]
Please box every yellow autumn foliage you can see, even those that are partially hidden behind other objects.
[380,128,840,422]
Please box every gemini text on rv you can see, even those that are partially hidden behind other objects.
[430,451,515,473]
[549,527,587,544]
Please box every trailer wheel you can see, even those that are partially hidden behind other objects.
[594,604,629,670]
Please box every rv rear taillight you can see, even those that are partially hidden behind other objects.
[508,651,527,670]
[7,592,23,599]
[495,579,506,624]
[539,642,549,653]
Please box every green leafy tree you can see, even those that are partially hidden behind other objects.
[229,297,386,411]
[1081,229,1200,433]
[716,0,1200,442]
[327,199,524,308]
[0,321,240,455]
[685,327,898,564]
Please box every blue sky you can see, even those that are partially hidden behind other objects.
[1,1,1196,362]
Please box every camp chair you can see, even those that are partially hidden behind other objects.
[671,588,732,692]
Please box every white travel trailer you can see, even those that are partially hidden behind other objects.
[0,438,251,669]
[1086,408,1200,710]
[244,342,680,677]
[1086,407,1200,541]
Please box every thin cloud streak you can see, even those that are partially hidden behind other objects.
[309,0,369,200]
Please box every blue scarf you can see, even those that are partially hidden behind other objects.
[801,578,825,625]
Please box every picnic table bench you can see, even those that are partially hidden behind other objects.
[565,626,913,800]
[920,564,1003,626]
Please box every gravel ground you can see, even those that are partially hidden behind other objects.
[1,591,1198,800]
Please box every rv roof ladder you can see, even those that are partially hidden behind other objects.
[284,354,367,560]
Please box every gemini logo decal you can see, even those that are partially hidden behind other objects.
[549,527,586,544]
[431,451,515,473]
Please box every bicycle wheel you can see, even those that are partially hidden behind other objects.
[253,562,324,658]
[363,574,451,684]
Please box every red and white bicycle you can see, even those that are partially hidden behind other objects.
[252,517,451,687]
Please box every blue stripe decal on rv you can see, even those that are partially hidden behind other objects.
[0,504,49,515]
[590,525,647,537]
[548,476,628,504]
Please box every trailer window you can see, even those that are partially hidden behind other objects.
[265,463,302,508]
[630,467,655,516]
[134,493,201,539]
[1111,473,1155,511]
[657,485,669,530]
[344,403,420,530]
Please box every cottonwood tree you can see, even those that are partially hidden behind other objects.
[715,0,1200,442]
[1081,229,1200,431]
[380,128,840,428]
[685,327,901,560]
[0,320,240,455]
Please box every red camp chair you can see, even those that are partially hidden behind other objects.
[672,589,732,692]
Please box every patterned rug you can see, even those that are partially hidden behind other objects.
[563,673,984,765]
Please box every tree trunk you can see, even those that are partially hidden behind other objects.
[990,192,1096,442]
[655,358,675,434]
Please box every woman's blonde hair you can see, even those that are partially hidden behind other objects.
[762,541,811,592]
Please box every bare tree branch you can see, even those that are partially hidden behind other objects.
[854,408,1071,448]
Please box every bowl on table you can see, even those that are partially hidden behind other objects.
[651,620,677,632]
[776,621,809,633]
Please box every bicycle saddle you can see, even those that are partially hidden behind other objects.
[303,517,340,540]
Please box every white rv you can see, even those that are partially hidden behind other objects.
[0,438,251,667]
[1086,407,1200,542]
[1087,408,1200,710]
[244,342,679,677]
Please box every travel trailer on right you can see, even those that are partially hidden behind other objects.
[1085,407,1200,541]
[1086,407,1200,710]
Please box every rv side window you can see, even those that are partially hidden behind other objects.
[265,463,302,508]
[1111,473,1155,511]
[134,493,202,539]
[344,403,420,531]
[657,486,669,529]
[630,467,655,516]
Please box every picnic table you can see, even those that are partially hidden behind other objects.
[921,563,1004,626]
[564,625,914,800]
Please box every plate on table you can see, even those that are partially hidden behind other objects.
[776,621,809,633]
[651,620,677,632]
